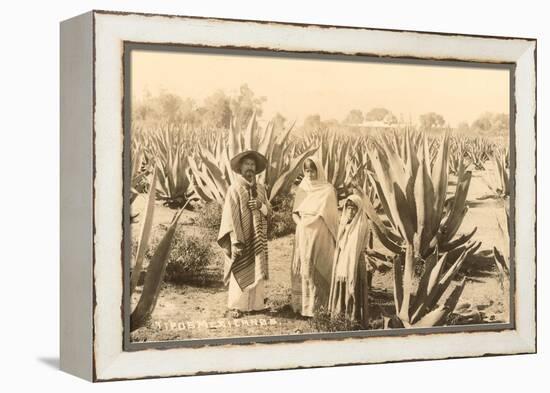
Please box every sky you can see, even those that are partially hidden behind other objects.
[130,48,510,127]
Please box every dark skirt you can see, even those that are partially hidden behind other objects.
[329,260,369,328]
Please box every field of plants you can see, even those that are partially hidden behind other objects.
[129,115,511,341]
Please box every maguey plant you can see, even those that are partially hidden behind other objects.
[149,125,194,208]
[464,136,494,170]
[493,197,510,285]
[314,131,351,191]
[345,135,381,211]
[131,136,145,204]
[484,147,510,199]
[130,127,154,205]
[489,146,511,282]
[448,136,470,176]
[365,130,481,327]
[130,167,189,331]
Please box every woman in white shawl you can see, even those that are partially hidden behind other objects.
[328,194,370,327]
[291,157,339,317]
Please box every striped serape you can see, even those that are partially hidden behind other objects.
[217,175,269,290]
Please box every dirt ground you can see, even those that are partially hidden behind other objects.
[130,163,510,343]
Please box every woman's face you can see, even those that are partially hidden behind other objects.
[304,167,318,181]
[345,201,358,223]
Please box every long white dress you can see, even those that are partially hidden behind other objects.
[291,158,339,317]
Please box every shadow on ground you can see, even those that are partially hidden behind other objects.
[37,357,59,370]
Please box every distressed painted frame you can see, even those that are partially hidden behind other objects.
[60,10,536,382]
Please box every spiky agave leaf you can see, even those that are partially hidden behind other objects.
[187,153,227,206]
[130,207,186,331]
[130,168,157,295]
[370,143,411,241]
[397,245,415,324]
[411,249,444,313]
[410,241,481,325]
[197,149,229,198]
[493,196,510,278]
[392,253,404,320]
[354,185,403,254]
[439,170,474,247]
[430,131,450,239]
[410,277,467,328]
[413,135,436,255]
[484,148,510,198]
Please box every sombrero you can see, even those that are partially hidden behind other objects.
[230,150,268,174]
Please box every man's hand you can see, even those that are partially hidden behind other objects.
[232,243,244,259]
[247,199,261,210]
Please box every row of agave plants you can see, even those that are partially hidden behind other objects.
[131,117,507,209]
[131,115,320,209]
[129,117,510,330]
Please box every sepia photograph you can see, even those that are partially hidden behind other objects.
[125,45,513,345]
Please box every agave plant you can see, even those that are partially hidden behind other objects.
[393,242,481,327]
[315,131,351,190]
[493,196,510,283]
[484,147,510,199]
[464,136,493,170]
[149,125,194,208]
[130,128,153,207]
[187,148,228,206]
[365,130,480,327]
[130,168,158,295]
[448,137,471,176]
[130,168,188,331]
[368,130,478,259]
[130,138,145,204]
[346,137,382,211]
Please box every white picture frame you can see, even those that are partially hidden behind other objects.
[60,10,536,382]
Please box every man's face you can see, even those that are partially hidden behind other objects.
[240,157,257,181]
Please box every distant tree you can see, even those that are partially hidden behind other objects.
[322,118,341,129]
[132,91,197,125]
[134,101,153,123]
[383,113,398,125]
[491,113,509,133]
[179,98,198,124]
[230,84,267,130]
[472,112,492,132]
[272,112,287,132]
[343,109,364,125]
[471,112,509,135]
[156,92,185,123]
[302,114,322,132]
[457,121,470,133]
[419,112,446,130]
[365,107,391,121]
[201,90,232,128]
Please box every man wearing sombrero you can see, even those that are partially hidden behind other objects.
[217,150,271,316]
